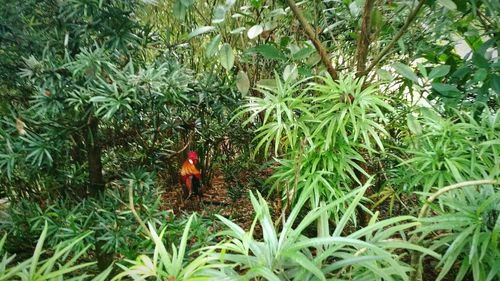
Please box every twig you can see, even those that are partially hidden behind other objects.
[286,0,339,80]
[363,0,426,76]
[417,179,499,219]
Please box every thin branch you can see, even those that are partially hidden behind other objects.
[128,180,152,238]
[417,179,499,219]
[363,0,426,76]
[286,0,339,80]
[355,0,375,76]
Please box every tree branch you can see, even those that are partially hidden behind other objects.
[363,0,426,76]
[355,0,375,76]
[286,0,339,80]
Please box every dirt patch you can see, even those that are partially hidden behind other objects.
[160,174,280,232]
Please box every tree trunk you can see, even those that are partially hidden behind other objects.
[86,116,105,196]
[86,116,112,269]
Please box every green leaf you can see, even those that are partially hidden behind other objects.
[30,221,48,278]
[230,27,246,34]
[407,114,422,135]
[236,71,250,95]
[292,47,315,61]
[212,6,227,24]
[451,66,471,80]
[188,26,216,39]
[376,69,392,81]
[205,34,221,58]
[392,62,419,83]
[283,64,298,82]
[417,63,428,78]
[473,68,488,82]
[219,43,234,70]
[247,24,263,39]
[491,75,500,94]
[286,252,326,281]
[180,0,194,7]
[432,83,461,94]
[249,44,286,60]
[428,65,451,80]
[472,53,489,68]
[438,0,457,10]
[173,0,187,20]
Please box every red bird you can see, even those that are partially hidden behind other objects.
[181,151,202,198]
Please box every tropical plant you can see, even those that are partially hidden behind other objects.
[208,184,437,280]
[237,75,310,157]
[240,74,393,207]
[113,214,221,281]
[0,222,111,281]
[1,172,168,263]
[411,180,500,281]
[398,108,500,192]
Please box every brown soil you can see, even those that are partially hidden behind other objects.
[160,174,280,232]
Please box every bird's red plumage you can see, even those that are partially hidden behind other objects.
[181,153,201,194]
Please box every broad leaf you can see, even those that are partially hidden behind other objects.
[283,64,298,82]
[376,69,392,81]
[236,71,250,95]
[438,0,457,10]
[206,34,221,58]
[247,24,263,39]
[473,68,488,82]
[428,65,451,80]
[432,83,461,95]
[393,62,419,83]
[249,44,286,60]
[219,43,234,70]
[212,6,227,24]
[188,26,216,39]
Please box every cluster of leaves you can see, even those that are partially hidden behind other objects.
[0,0,193,198]
[112,183,499,281]
[238,73,393,207]
[0,0,258,199]
[0,223,112,281]
[386,0,499,110]
[2,180,498,281]
[113,186,438,281]
[1,171,167,260]
[418,185,500,281]
[396,108,499,192]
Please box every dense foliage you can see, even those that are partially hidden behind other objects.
[0,0,498,280]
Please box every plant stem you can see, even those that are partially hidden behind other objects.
[128,180,152,238]
[286,0,339,80]
[87,115,105,196]
[418,179,499,219]
[355,0,375,76]
[363,0,426,76]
